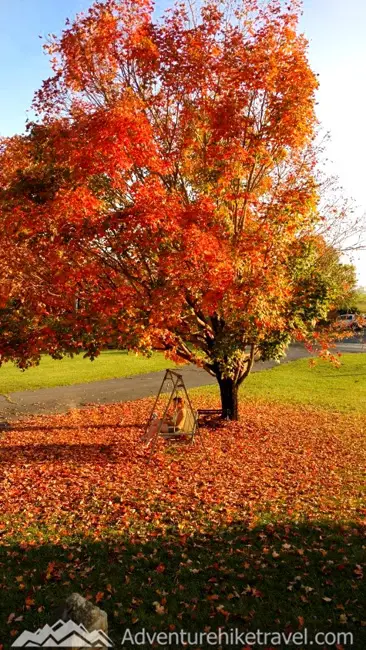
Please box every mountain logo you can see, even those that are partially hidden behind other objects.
[11,619,113,647]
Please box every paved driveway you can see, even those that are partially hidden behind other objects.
[0,341,364,420]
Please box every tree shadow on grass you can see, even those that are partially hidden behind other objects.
[0,521,364,649]
[8,424,143,433]
[0,443,120,464]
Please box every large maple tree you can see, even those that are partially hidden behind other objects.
[0,0,354,418]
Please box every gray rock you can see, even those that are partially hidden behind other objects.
[53,593,110,648]
[62,593,108,631]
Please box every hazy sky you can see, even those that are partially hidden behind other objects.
[1,0,365,284]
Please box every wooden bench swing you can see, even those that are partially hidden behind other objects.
[142,369,206,459]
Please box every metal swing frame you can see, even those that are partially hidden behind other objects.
[142,369,206,459]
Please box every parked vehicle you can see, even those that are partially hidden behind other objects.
[335,313,364,331]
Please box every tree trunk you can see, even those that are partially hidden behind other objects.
[218,377,239,421]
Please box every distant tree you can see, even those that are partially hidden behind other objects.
[354,287,366,313]
[310,246,358,315]
[0,0,357,418]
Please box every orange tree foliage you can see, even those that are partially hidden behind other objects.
[0,0,353,417]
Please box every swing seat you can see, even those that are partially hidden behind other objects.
[144,370,206,461]
[159,409,198,442]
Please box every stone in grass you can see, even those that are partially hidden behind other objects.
[54,593,110,648]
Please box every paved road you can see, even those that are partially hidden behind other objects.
[0,340,364,420]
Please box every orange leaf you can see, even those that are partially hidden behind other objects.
[95,592,104,604]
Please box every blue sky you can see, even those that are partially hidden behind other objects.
[1,0,365,284]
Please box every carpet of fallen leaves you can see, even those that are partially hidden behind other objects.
[0,397,365,649]
[0,397,364,541]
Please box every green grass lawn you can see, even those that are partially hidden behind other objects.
[197,353,366,414]
[0,350,176,394]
